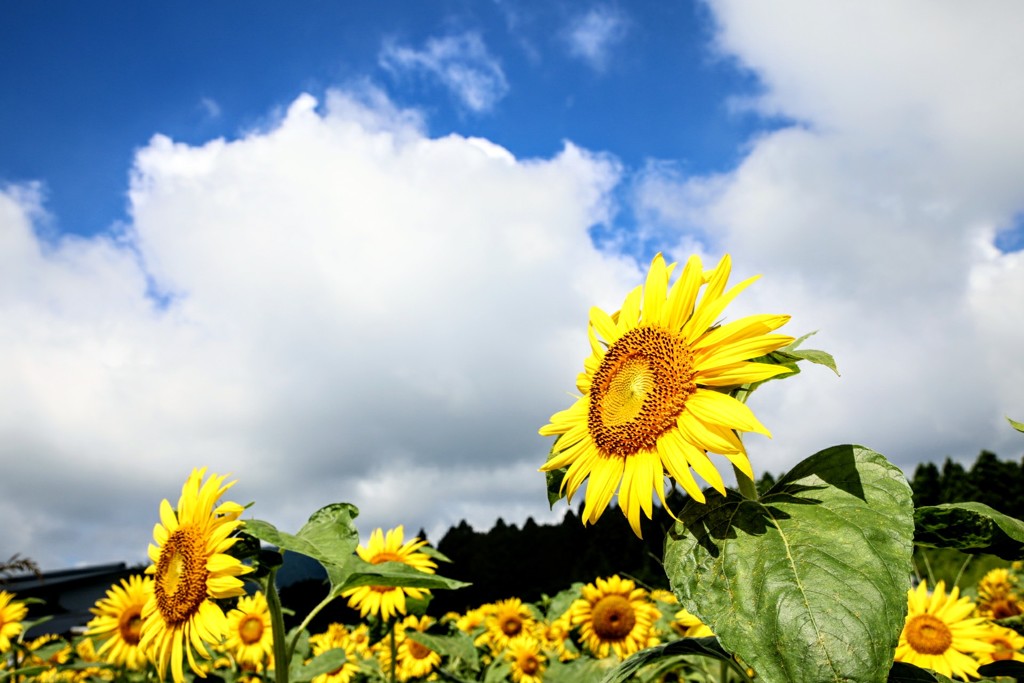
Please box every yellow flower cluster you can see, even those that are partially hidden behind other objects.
[894,566,1024,680]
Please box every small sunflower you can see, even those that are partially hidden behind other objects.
[309,624,361,683]
[395,615,441,681]
[341,525,437,621]
[533,614,577,661]
[894,580,994,680]
[670,608,714,639]
[86,574,153,670]
[976,567,1023,619]
[223,591,274,671]
[138,467,252,683]
[476,598,536,655]
[570,575,659,660]
[540,253,794,536]
[506,635,546,683]
[977,624,1024,665]
[0,590,28,652]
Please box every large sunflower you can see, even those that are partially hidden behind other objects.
[540,253,793,536]
[138,468,252,683]
[0,590,28,652]
[341,526,437,621]
[894,580,994,680]
[570,575,659,660]
[223,591,274,671]
[86,574,153,669]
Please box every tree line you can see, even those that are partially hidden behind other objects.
[428,449,1024,615]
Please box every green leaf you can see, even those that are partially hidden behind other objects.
[287,647,352,683]
[914,501,1024,560]
[978,659,1024,678]
[600,637,733,683]
[332,556,470,597]
[887,662,956,682]
[245,503,360,572]
[545,582,584,621]
[544,656,615,683]
[406,631,480,671]
[1008,416,1024,434]
[664,445,914,683]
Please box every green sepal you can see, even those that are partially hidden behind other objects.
[546,467,568,508]
[599,637,733,683]
[1008,415,1024,434]
[420,545,453,563]
[664,445,914,683]
[914,501,1024,560]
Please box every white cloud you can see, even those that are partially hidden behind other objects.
[564,6,629,72]
[0,88,638,569]
[632,1,1024,476]
[379,32,509,113]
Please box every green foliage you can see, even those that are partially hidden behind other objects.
[601,638,736,683]
[914,501,1024,560]
[664,445,914,683]
[245,503,361,593]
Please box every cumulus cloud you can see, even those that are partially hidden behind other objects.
[0,87,638,569]
[633,0,1024,475]
[563,6,629,72]
[379,32,509,113]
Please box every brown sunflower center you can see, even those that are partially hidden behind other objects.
[992,636,1016,661]
[905,614,953,655]
[406,638,432,660]
[588,326,696,458]
[988,598,1022,619]
[238,615,265,644]
[591,595,637,641]
[499,614,524,637]
[517,651,541,675]
[117,605,144,645]
[154,526,209,626]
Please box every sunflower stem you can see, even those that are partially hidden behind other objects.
[389,619,397,683]
[732,463,759,501]
[285,592,338,665]
[264,568,291,683]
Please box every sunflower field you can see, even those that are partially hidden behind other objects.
[4,253,1024,683]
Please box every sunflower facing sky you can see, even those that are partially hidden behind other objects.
[341,526,437,621]
[138,468,252,683]
[894,579,994,680]
[0,590,28,653]
[85,574,153,670]
[570,575,659,660]
[540,253,794,536]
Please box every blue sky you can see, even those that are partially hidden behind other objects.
[2,1,768,240]
[3,1,1024,570]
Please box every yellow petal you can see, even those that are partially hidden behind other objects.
[685,389,771,437]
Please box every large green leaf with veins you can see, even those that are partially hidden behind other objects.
[664,445,914,683]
